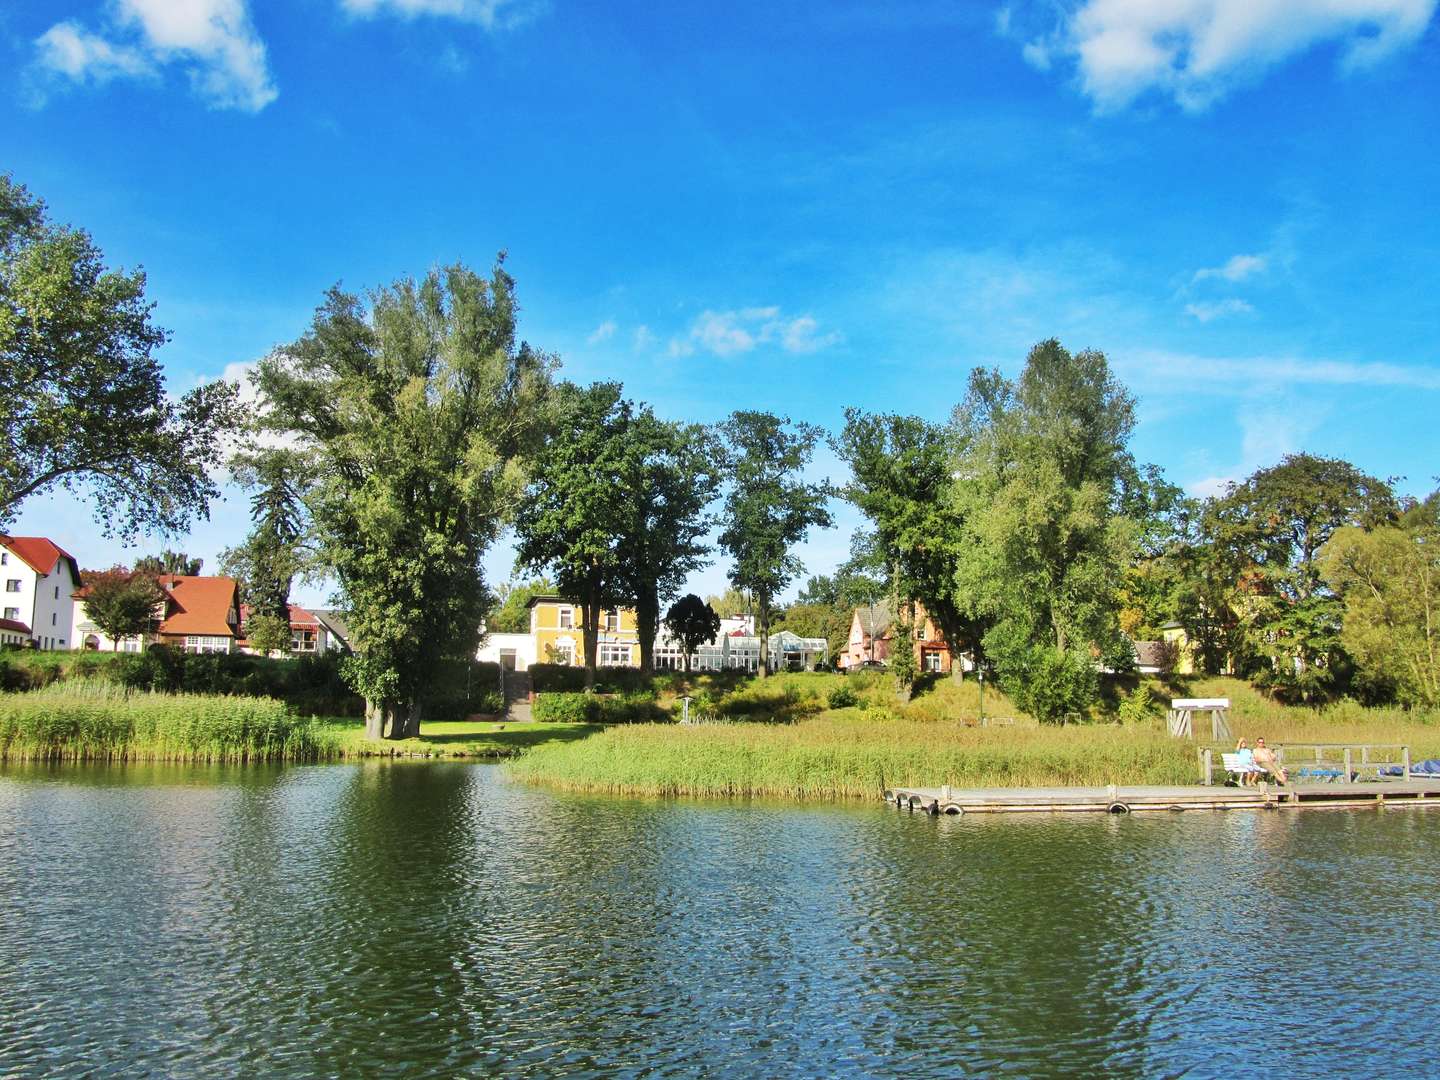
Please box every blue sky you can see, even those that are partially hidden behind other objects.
[5,0,1440,605]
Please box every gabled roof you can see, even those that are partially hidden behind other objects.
[313,609,354,648]
[0,617,31,634]
[524,594,569,609]
[1,536,81,582]
[154,576,239,637]
[853,602,895,638]
[1134,641,1169,668]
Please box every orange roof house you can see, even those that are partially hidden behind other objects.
[153,576,240,651]
[1,536,81,580]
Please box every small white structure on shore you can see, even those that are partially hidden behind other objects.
[1167,698,1231,739]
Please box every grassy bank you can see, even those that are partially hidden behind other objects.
[508,705,1440,801]
[0,682,336,762]
[322,719,604,758]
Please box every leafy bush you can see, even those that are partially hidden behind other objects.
[528,663,589,693]
[1117,684,1160,726]
[828,684,858,709]
[533,691,667,724]
[419,659,504,721]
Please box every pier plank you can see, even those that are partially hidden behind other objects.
[884,781,1440,815]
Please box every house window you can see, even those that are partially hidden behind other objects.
[599,642,632,667]
[291,628,317,652]
[925,652,943,672]
[0,553,7,564]
[916,627,926,640]
[51,613,57,626]
[558,607,573,629]
[54,586,59,600]
[602,610,620,632]
[3,607,17,620]
[4,580,19,593]
[184,635,230,654]
[550,642,575,665]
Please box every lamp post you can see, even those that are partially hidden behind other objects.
[977,661,985,727]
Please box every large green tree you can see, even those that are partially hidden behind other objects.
[1320,492,1440,708]
[952,340,1140,722]
[616,413,720,673]
[513,382,633,691]
[838,410,984,674]
[716,411,833,678]
[1210,453,1395,701]
[664,593,721,673]
[487,577,554,633]
[0,175,240,539]
[255,260,557,739]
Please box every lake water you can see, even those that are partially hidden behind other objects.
[2,762,1437,1077]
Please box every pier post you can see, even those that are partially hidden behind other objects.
[1344,747,1353,784]
[1200,747,1213,786]
[1404,745,1412,781]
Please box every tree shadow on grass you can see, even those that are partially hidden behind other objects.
[413,724,606,751]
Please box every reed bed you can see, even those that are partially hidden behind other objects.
[0,681,338,762]
[508,709,1440,802]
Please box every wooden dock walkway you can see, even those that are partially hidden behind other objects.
[884,780,1440,815]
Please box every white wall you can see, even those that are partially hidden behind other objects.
[71,599,146,651]
[1,553,76,649]
[476,631,538,670]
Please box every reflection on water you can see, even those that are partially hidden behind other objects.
[2,762,1437,1076]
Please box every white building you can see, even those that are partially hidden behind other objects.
[475,630,539,671]
[0,536,80,650]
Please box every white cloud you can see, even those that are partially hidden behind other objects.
[1021,0,1437,112]
[632,325,656,352]
[35,22,154,83]
[586,320,617,345]
[1184,297,1254,322]
[339,0,539,28]
[34,0,276,112]
[1193,253,1267,283]
[670,307,842,359]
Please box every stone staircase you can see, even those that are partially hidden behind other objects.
[503,670,533,722]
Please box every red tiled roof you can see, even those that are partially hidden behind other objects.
[239,603,321,628]
[155,576,239,637]
[0,618,31,634]
[2,536,80,581]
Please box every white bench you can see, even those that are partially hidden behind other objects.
[1220,753,1271,785]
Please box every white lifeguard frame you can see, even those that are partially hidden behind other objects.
[1167,698,1231,740]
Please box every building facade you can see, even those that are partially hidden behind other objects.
[1,536,80,650]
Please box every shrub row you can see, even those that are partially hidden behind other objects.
[532,691,668,724]
[527,663,658,694]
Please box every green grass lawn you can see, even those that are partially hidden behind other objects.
[320,718,605,758]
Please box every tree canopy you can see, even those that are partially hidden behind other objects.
[255,259,556,738]
[664,593,721,673]
[487,577,554,634]
[0,174,240,540]
[81,568,162,649]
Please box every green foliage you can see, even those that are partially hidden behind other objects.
[244,613,292,657]
[705,587,752,618]
[985,620,1098,725]
[133,551,203,576]
[1321,493,1440,709]
[717,411,833,675]
[0,682,334,762]
[532,691,666,724]
[664,593,721,670]
[220,448,309,619]
[827,683,858,709]
[1117,684,1160,726]
[254,259,556,738]
[0,174,242,540]
[888,621,919,687]
[528,663,654,694]
[488,577,553,633]
[420,659,505,720]
[81,568,162,647]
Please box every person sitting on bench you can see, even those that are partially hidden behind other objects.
[1252,737,1287,785]
[1233,739,1264,785]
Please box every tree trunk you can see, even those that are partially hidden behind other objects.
[581,593,600,693]
[636,588,659,676]
[366,698,422,740]
[757,591,770,678]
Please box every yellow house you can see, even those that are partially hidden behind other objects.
[527,596,643,667]
[1160,621,1196,675]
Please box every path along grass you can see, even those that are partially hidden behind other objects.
[508,709,1440,801]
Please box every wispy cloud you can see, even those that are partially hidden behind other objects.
[1131,348,1440,391]
[1187,403,1324,496]
[1193,253,1267,283]
[1184,298,1254,322]
[1015,0,1437,112]
[586,320,617,345]
[33,0,276,112]
[338,0,543,29]
[668,307,841,359]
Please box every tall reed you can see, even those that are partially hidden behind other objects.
[0,681,338,762]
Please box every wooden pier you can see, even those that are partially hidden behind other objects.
[884,780,1440,815]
